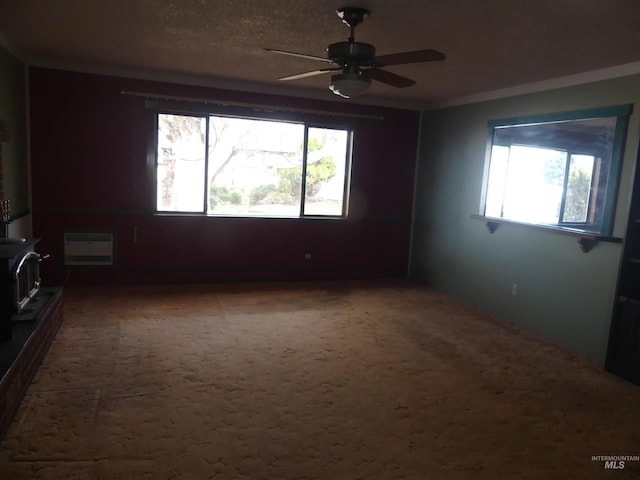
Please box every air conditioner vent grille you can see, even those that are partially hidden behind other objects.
[64,232,114,266]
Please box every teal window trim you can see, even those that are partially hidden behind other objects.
[482,104,633,237]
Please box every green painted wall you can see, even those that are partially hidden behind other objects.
[411,75,640,365]
[0,44,28,217]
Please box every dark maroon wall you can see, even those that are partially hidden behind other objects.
[29,68,420,285]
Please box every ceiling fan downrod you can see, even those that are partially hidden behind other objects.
[337,7,370,42]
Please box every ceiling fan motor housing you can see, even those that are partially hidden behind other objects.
[328,41,376,66]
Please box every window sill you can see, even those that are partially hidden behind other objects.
[470,214,622,253]
[153,212,348,221]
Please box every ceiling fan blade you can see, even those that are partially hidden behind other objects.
[264,48,336,64]
[366,68,416,88]
[278,68,341,81]
[374,49,446,67]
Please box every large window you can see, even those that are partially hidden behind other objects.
[481,105,631,236]
[485,143,598,225]
[155,112,352,217]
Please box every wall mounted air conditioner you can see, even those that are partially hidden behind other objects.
[64,232,114,266]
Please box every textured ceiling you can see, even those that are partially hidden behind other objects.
[1,0,640,108]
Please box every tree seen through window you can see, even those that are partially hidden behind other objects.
[156,114,351,217]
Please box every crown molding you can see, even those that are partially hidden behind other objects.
[426,61,640,110]
[25,58,423,111]
[22,57,640,112]
[0,32,22,58]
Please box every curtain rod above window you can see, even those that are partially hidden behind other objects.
[120,90,384,121]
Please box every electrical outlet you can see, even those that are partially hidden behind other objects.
[511,283,519,296]
[304,253,312,260]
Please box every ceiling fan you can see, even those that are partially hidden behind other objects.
[265,6,446,98]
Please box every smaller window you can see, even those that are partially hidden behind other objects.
[481,105,631,236]
[155,113,352,218]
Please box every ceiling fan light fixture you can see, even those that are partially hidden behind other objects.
[329,72,371,98]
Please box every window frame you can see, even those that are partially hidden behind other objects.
[479,104,632,237]
[146,101,354,219]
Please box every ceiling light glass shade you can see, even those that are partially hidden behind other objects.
[329,72,371,98]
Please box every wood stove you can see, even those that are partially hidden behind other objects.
[0,239,43,341]
[0,238,63,440]
[13,250,48,314]
[0,119,64,440]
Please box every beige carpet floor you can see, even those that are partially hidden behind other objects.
[0,279,639,479]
